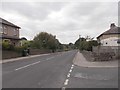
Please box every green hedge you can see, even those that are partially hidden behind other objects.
[2,41,27,53]
[2,42,14,50]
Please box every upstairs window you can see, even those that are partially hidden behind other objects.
[3,26,7,34]
[14,28,17,36]
[0,25,3,34]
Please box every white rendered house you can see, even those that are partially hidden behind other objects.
[97,23,120,46]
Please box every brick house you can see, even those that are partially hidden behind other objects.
[0,17,21,46]
[97,23,120,46]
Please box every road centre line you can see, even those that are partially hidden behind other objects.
[15,61,41,71]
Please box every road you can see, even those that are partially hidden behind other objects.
[2,50,118,89]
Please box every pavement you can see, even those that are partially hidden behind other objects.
[2,50,119,88]
[0,52,62,64]
[70,51,118,88]
[73,51,118,68]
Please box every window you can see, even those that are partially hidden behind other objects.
[106,42,108,44]
[14,28,17,36]
[3,26,7,34]
[0,25,3,34]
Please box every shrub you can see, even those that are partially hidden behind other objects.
[2,41,15,50]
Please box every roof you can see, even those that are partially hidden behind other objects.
[97,26,120,39]
[21,37,27,40]
[0,17,21,28]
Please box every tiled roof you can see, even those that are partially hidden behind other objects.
[103,27,120,35]
[97,26,120,39]
[0,17,21,28]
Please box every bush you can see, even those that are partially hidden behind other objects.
[2,42,14,50]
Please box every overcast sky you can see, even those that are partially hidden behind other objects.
[1,0,118,44]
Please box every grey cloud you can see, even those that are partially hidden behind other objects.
[1,1,118,44]
[2,2,67,21]
[62,2,102,18]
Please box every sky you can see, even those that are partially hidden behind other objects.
[0,0,118,44]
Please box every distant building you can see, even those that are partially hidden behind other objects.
[20,37,28,46]
[97,23,120,46]
[0,17,21,46]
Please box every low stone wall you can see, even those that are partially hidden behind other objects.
[92,46,120,61]
[29,49,51,55]
[93,46,119,54]
[2,50,21,59]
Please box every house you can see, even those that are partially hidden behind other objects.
[0,17,21,46]
[97,23,120,46]
[92,23,120,61]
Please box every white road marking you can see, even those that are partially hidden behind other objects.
[71,66,74,69]
[69,69,72,73]
[64,79,69,85]
[63,64,74,88]
[15,61,41,71]
[67,73,70,78]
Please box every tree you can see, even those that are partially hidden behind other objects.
[68,43,74,50]
[74,36,99,51]
[74,37,86,49]
[32,32,61,52]
[87,40,99,51]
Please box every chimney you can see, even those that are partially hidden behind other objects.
[110,23,116,29]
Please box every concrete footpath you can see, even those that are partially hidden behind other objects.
[0,53,50,64]
[73,51,118,68]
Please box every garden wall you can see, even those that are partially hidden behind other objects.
[92,46,120,61]
[2,49,52,60]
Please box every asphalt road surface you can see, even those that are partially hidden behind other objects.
[2,50,118,88]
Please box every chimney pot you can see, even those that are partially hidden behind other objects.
[110,23,116,29]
